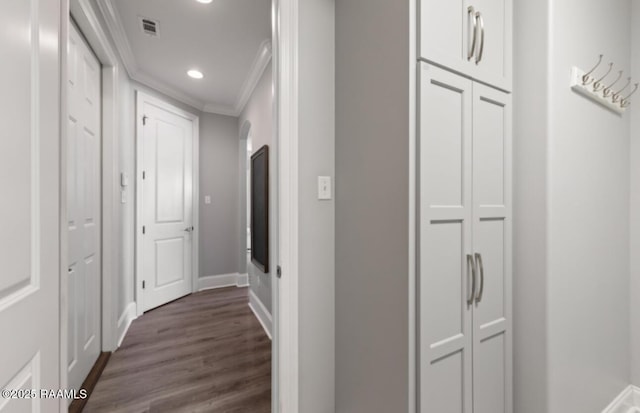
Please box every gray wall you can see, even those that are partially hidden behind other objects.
[299,0,335,410]
[238,64,273,312]
[631,0,640,388]
[335,0,410,411]
[199,112,241,278]
[514,0,632,411]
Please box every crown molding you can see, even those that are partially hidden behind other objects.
[234,39,273,115]
[95,0,271,117]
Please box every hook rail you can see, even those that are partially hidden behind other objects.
[571,54,633,114]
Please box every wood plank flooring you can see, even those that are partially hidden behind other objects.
[84,287,271,413]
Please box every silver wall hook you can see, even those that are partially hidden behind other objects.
[582,54,604,85]
[593,62,614,92]
[621,83,639,108]
[612,77,632,103]
[602,70,623,98]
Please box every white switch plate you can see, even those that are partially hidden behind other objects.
[204,195,211,204]
[318,176,332,200]
[120,172,129,187]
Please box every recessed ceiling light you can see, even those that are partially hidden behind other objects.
[196,0,213,3]
[187,70,204,79]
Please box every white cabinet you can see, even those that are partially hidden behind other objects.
[419,0,512,91]
[419,62,512,413]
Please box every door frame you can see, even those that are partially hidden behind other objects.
[134,91,200,316]
[61,1,122,410]
[65,0,301,410]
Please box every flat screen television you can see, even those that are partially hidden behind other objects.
[250,145,269,273]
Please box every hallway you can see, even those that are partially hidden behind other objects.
[84,287,271,413]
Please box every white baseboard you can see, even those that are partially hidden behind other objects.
[248,289,272,340]
[237,273,249,287]
[198,273,248,291]
[603,385,640,413]
[116,302,137,348]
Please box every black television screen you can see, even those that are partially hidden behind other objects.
[250,145,269,273]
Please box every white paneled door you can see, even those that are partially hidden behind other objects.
[419,64,474,413]
[471,82,512,413]
[67,23,102,392]
[140,95,195,312]
[0,0,61,412]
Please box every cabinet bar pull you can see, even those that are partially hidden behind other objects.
[474,253,485,302]
[475,12,485,64]
[467,254,476,305]
[467,6,478,61]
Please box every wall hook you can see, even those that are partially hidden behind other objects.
[582,54,603,85]
[612,77,632,103]
[602,70,623,98]
[593,62,614,92]
[621,83,639,108]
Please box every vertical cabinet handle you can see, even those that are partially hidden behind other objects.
[475,12,485,64]
[466,254,476,305]
[474,253,484,302]
[467,6,477,61]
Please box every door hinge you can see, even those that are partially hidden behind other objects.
[142,225,146,234]
[276,265,282,278]
[142,115,148,125]
[142,280,146,289]
[142,171,146,180]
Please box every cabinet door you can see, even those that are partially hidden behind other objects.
[471,82,512,413]
[419,63,473,413]
[419,0,512,91]
[419,0,472,78]
[469,0,512,90]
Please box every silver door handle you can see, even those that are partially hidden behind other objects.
[467,6,477,61]
[466,254,476,305]
[474,253,484,302]
[475,12,485,64]
[184,226,194,232]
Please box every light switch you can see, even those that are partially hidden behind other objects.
[318,176,332,200]
[204,195,211,205]
[121,189,127,204]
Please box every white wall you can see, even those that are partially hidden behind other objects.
[515,0,632,410]
[238,64,274,312]
[631,0,640,388]
[199,112,241,278]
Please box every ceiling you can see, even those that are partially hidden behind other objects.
[100,0,271,115]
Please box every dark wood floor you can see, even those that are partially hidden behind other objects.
[84,287,271,413]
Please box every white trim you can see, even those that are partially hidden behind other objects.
[602,386,640,413]
[249,289,273,340]
[234,40,273,114]
[95,0,272,117]
[276,0,299,410]
[135,92,200,316]
[408,0,417,411]
[197,273,247,291]
[237,273,249,287]
[116,302,137,347]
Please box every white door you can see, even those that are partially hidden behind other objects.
[67,23,102,391]
[0,1,62,412]
[419,63,474,413]
[471,82,512,413]
[140,96,194,312]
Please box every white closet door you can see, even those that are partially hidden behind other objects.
[141,99,194,312]
[0,1,61,411]
[471,82,512,413]
[419,63,473,413]
[67,23,102,391]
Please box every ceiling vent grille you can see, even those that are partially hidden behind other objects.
[140,17,159,37]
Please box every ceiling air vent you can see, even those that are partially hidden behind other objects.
[140,17,159,37]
